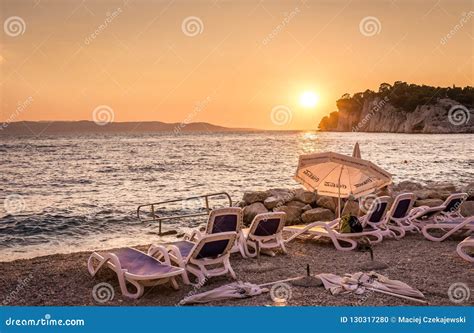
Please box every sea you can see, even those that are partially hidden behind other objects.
[1,132,473,261]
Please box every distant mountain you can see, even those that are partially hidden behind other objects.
[0,121,257,135]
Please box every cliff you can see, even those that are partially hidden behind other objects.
[319,83,473,133]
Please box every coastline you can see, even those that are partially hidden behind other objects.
[1,232,472,306]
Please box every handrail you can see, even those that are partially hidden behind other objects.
[137,192,233,235]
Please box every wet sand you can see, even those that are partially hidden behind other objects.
[1,232,472,306]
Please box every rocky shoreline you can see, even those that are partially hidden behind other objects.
[236,181,474,226]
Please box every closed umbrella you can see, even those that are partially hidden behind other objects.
[294,152,392,217]
[352,142,361,158]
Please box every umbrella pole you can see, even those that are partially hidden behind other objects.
[337,166,343,218]
[365,286,428,304]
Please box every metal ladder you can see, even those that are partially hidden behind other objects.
[137,192,233,235]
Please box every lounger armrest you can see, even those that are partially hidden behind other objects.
[147,245,173,266]
[184,229,204,242]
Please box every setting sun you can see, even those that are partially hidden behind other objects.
[300,91,320,108]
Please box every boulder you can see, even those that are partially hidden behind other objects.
[393,181,423,192]
[263,196,282,210]
[428,182,457,193]
[302,204,312,212]
[413,190,430,200]
[461,201,474,217]
[294,189,317,204]
[287,200,307,209]
[414,199,443,207]
[243,202,268,226]
[243,191,269,204]
[234,201,246,208]
[316,196,337,212]
[265,188,295,204]
[301,208,335,223]
[461,183,474,200]
[274,205,302,225]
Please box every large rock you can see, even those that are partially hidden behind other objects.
[301,208,335,223]
[316,196,337,212]
[243,191,269,204]
[263,196,281,210]
[414,199,443,207]
[265,188,295,204]
[393,181,423,192]
[294,189,317,204]
[286,200,307,209]
[243,202,268,226]
[428,182,457,193]
[461,183,474,200]
[274,205,302,225]
[461,201,474,217]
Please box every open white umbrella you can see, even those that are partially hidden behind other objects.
[294,151,392,217]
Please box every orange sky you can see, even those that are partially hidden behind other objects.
[1,0,473,130]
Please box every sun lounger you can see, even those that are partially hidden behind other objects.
[457,236,474,263]
[148,232,237,285]
[410,193,468,228]
[87,247,187,299]
[238,212,287,258]
[284,199,388,251]
[359,196,397,239]
[186,207,243,241]
[421,216,474,242]
[385,193,417,238]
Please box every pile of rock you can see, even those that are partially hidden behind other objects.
[236,181,474,226]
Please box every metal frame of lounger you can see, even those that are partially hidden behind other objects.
[87,247,187,299]
[385,193,418,238]
[360,196,398,239]
[457,236,474,263]
[238,212,287,258]
[284,218,383,251]
[186,207,243,254]
[149,232,237,285]
[421,216,474,242]
[410,193,468,228]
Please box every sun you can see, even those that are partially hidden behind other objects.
[299,91,319,108]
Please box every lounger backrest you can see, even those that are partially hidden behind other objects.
[366,196,390,224]
[442,193,468,213]
[249,212,286,238]
[206,207,243,234]
[390,193,415,219]
[191,232,237,260]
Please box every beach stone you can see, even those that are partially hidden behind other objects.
[265,188,295,204]
[429,183,457,193]
[287,200,307,209]
[243,191,269,204]
[294,189,317,204]
[413,190,430,200]
[243,202,268,226]
[316,196,337,212]
[234,200,246,208]
[393,181,423,192]
[274,205,302,225]
[461,201,474,217]
[263,196,282,210]
[301,208,335,223]
[461,183,474,200]
[427,190,451,200]
[414,199,443,207]
[302,204,312,212]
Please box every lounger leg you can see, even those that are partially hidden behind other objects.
[170,277,180,290]
[224,256,237,280]
[87,252,109,277]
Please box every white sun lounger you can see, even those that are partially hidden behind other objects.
[457,236,474,263]
[148,232,237,285]
[421,216,474,242]
[410,193,468,228]
[186,207,243,241]
[359,196,397,239]
[87,247,187,299]
[385,192,418,238]
[284,199,388,251]
[238,212,287,258]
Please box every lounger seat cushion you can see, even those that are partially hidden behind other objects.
[101,248,182,276]
[163,240,195,258]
